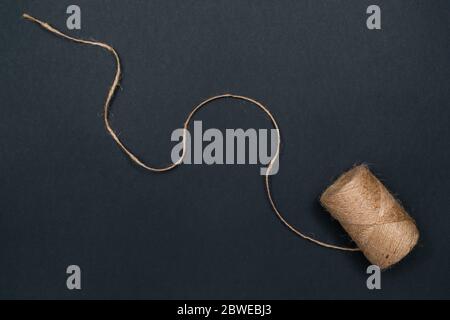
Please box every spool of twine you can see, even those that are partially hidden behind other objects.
[320,165,419,269]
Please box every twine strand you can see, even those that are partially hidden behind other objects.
[23,13,359,252]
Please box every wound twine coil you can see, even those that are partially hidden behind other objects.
[23,13,420,268]
[321,165,419,269]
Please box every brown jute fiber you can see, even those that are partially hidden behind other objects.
[24,13,420,267]
[321,165,419,269]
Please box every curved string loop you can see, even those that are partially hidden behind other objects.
[23,13,359,252]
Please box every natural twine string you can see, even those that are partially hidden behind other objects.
[23,13,359,252]
[320,165,419,269]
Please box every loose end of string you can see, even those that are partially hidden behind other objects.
[22,13,359,253]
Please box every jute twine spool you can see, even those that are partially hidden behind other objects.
[23,14,420,269]
[321,165,419,269]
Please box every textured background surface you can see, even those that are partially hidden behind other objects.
[0,0,449,299]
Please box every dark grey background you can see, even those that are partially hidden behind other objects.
[0,0,449,299]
